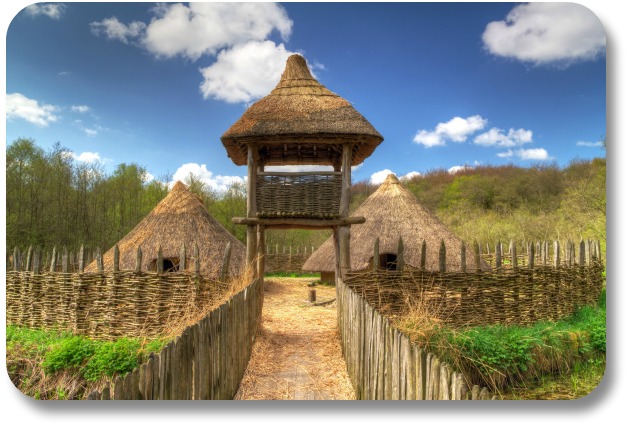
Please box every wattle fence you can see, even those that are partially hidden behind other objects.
[337,279,492,400]
[87,278,262,400]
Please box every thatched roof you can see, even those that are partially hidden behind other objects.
[221,54,383,166]
[302,174,490,273]
[85,181,245,277]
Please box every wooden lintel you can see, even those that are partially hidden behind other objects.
[232,216,366,229]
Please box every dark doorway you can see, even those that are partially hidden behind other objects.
[151,257,180,272]
[379,253,397,271]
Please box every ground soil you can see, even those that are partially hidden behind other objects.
[234,277,355,400]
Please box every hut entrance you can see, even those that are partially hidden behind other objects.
[379,253,398,271]
[150,257,180,272]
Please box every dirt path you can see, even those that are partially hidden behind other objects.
[234,277,355,400]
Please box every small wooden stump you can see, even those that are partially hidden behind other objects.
[309,289,317,303]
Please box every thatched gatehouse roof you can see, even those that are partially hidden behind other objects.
[302,174,490,274]
[221,54,383,166]
[85,181,245,277]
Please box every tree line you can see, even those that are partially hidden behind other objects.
[6,138,606,256]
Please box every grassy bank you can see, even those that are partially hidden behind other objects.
[6,325,169,399]
[395,289,606,397]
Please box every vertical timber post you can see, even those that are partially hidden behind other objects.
[257,226,265,289]
[246,144,258,276]
[338,143,352,281]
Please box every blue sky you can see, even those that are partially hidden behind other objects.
[5,2,607,191]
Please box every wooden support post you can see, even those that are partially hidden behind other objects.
[62,247,69,273]
[420,239,427,271]
[339,226,351,280]
[135,246,143,273]
[96,247,104,272]
[78,245,85,273]
[554,241,561,268]
[219,242,232,282]
[333,227,341,284]
[373,237,380,271]
[510,241,518,271]
[495,241,502,270]
[13,247,20,271]
[257,226,265,285]
[33,248,41,274]
[579,239,586,267]
[246,144,258,274]
[397,237,405,273]
[50,246,57,272]
[473,240,481,272]
[528,242,535,269]
[439,239,446,273]
[157,245,164,273]
[179,243,186,271]
[309,289,316,303]
[460,241,466,272]
[113,245,120,273]
[25,246,33,271]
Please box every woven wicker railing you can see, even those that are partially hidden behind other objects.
[256,172,341,219]
[344,262,605,328]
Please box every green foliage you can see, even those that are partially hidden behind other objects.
[7,326,169,385]
[42,336,96,374]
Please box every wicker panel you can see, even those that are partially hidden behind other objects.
[256,173,341,219]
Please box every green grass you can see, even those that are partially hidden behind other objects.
[264,272,320,278]
[6,326,169,399]
[396,288,606,394]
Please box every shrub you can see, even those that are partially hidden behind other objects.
[42,336,96,374]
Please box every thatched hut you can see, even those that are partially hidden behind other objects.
[303,174,490,282]
[85,181,245,278]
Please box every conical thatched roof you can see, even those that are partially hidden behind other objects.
[85,181,245,277]
[303,174,489,273]
[221,54,383,166]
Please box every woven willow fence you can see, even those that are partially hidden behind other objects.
[86,278,262,400]
[265,244,317,273]
[345,239,605,328]
[6,245,236,340]
[337,279,492,400]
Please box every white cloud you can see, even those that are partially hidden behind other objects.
[71,105,91,113]
[400,171,421,180]
[370,169,395,185]
[200,40,295,103]
[413,115,487,147]
[576,140,604,147]
[482,3,606,66]
[142,171,155,183]
[497,148,552,161]
[474,127,533,147]
[73,152,102,163]
[171,163,245,193]
[24,3,66,19]
[142,3,292,60]
[448,165,473,174]
[58,71,72,76]
[90,3,292,61]
[6,93,59,127]
[90,17,147,44]
[516,148,551,161]
[83,128,98,137]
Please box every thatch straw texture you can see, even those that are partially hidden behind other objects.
[85,181,245,278]
[302,174,490,273]
[221,54,383,166]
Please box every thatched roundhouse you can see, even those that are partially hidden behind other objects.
[303,174,490,282]
[221,53,383,167]
[85,181,245,278]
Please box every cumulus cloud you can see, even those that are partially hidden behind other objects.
[6,93,59,127]
[142,3,292,60]
[24,3,66,19]
[448,165,473,174]
[413,115,487,147]
[72,152,102,163]
[90,17,147,44]
[576,140,604,147]
[482,3,606,66]
[369,170,420,185]
[171,163,245,193]
[90,3,292,60]
[473,127,533,147]
[200,40,295,103]
[71,105,90,113]
[497,148,552,161]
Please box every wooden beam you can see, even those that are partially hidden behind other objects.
[232,216,365,229]
[339,143,352,218]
